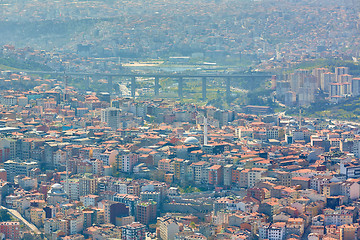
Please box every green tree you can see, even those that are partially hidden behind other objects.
[150,170,165,182]
[0,209,11,221]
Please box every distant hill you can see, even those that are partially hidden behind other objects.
[0,19,101,51]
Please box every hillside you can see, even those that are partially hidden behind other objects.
[0,57,53,71]
[287,96,360,122]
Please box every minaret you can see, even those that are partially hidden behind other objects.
[64,71,68,102]
[204,117,208,145]
[65,149,69,194]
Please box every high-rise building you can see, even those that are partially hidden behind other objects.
[223,164,234,187]
[79,176,97,196]
[321,72,336,92]
[312,68,328,88]
[3,160,38,181]
[82,209,96,229]
[290,69,311,93]
[352,78,360,96]
[335,67,350,82]
[284,91,296,107]
[64,178,80,200]
[66,213,84,235]
[248,168,264,188]
[341,83,352,96]
[53,149,68,168]
[113,194,140,216]
[104,201,129,225]
[338,74,353,84]
[157,216,180,240]
[298,76,317,106]
[101,107,122,130]
[136,201,157,225]
[276,81,291,99]
[92,159,103,176]
[189,161,210,185]
[330,83,342,97]
[115,150,138,173]
[208,165,223,186]
[0,139,10,163]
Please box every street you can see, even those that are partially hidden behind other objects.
[1,206,41,235]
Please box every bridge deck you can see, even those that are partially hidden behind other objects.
[16,70,273,78]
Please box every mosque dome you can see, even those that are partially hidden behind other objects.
[48,183,66,195]
[184,136,199,144]
[52,183,62,189]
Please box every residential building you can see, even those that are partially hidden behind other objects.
[121,222,146,240]
[158,216,180,240]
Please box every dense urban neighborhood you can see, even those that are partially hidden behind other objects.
[0,66,360,240]
[0,0,360,240]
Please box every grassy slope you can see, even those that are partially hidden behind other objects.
[301,97,360,121]
[0,57,52,71]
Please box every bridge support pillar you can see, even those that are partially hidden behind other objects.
[155,77,160,96]
[226,77,231,103]
[131,76,136,98]
[178,77,183,99]
[107,76,113,93]
[115,82,121,95]
[202,77,206,100]
[85,76,90,90]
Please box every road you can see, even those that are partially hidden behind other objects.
[1,206,41,235]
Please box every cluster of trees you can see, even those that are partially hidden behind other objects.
[287,95,360,121]
[0,209,11,221]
